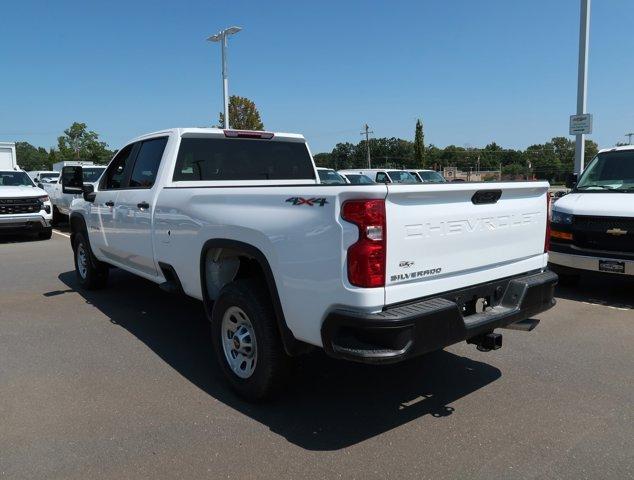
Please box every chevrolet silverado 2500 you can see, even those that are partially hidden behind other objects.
[63,128,557,400]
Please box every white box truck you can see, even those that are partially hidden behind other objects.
[0,142,18,170]
[52,160,94,172]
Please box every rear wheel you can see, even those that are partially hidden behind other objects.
[73,232,109,289]
[211,279,292,401]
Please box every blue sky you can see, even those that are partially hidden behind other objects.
[1,0,633,153]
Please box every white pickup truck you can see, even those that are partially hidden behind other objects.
[46,165,106,224]
[0,169,53,239]
[549,145,634,280]
[63,128,557,400]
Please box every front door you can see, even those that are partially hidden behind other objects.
[88,143,136,261]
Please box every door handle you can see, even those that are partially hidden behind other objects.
[105,201,114,207]
[137,201,150,210]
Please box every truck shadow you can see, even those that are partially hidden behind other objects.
[58,269,501,451]
[555,275,634,310]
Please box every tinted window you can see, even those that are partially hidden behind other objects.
[102,144,135,190]
[129,137,168,188]
[173,138,315,181]
[318,169,346,185]
[346,174,374,184]
[375,172,389,183]
[83,167,106,183]
[577,151,634,191]
[388,171,418,184]
[417,171,446,183]
[0,171,34,187]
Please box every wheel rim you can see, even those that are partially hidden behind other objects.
[221,306,257,379]
[76,243,88,279]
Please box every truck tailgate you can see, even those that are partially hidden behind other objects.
[384,182,549,305]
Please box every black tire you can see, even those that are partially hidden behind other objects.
[72,231,109,290]
[211,279,292,401]
[38,227,52,240]
[51,206,62,227]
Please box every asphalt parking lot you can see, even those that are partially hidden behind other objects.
[1,228,632,479]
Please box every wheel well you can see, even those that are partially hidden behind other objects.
[204,247,266,302]
[200,240,313,356]
[69,214,86,246]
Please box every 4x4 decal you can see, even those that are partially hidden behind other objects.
[285,197,328,207]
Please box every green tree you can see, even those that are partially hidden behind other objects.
[218,95,264,130]
[414,119,425,167]
[584,139,598,162]
[15,142,51,171]
[57,122,113,164]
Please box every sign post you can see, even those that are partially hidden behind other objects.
[574,0,591,174]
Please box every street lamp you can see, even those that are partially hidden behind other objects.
[207,26,242,129]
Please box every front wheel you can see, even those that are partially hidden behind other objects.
[73,232,109,290]
[211,279,292,401]
[38,227,52,240]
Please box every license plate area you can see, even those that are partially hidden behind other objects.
[598,259,625,274]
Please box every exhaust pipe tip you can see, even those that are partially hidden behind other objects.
[468,332,503,352]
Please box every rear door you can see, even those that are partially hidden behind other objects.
[112,136,168,277]
[384,183,549,304]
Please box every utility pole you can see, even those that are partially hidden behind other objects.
[574,0,590,174]
[360,124,373,168]
[626,133,634,145]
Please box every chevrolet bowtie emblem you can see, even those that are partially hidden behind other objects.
[606,228,628,236]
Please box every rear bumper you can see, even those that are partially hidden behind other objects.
[0,215,51,234]
[321,270,558,364]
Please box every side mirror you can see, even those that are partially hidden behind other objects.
[565,173,578,189]
[61,166,84,194]
[82,184,96,202]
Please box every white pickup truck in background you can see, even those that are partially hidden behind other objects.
[46,165,106,224]
[63,128,557,400]
[549,145,634,280]
[0,169,53,239]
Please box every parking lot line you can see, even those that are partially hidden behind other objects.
[52,229,71,238]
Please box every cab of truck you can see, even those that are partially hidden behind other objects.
[549,145,634,280]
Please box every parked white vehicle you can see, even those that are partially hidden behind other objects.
[549,145,634,280]
[0,142,18,170]
[409,169,447,183]
[46,166,106,223]
[28,170,60,186]
[339,168,419,184]
[64,128,556,400]
[0,169,53,239]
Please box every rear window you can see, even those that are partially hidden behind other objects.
[173,138,316,181]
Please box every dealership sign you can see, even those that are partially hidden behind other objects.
[569,114,593,135]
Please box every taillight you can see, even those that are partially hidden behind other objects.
[544,192,551,253]
[224,130,274,139]
[342,199,386,288]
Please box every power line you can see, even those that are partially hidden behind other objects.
[625,133,634,145]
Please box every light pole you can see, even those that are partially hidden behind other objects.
[574,0,590,174]
[207,26,242,129]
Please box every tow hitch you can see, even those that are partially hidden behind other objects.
[467,332,503,352]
